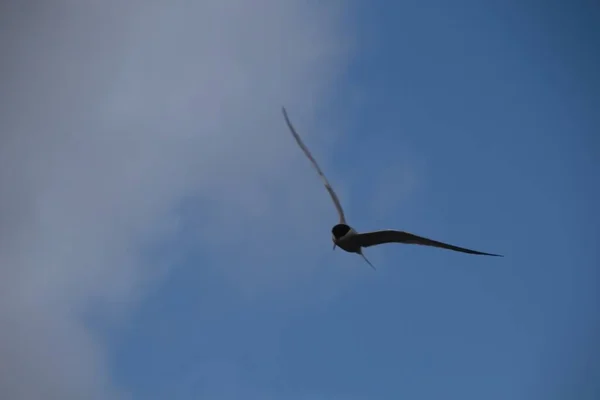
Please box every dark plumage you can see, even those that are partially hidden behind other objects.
[282,107,502,270]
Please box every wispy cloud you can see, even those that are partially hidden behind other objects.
[0,1,351,398]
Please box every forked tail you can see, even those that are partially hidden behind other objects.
[359,250,376,270]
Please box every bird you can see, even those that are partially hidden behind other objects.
[281,106,502,270]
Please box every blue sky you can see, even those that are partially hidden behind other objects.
[110,2,598,399]
[1,1,597,400]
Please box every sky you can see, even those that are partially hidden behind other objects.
[0,1,598,400]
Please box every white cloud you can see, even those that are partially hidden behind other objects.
[0,1,351,398]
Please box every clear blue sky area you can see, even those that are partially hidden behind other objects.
[112,2,598,399]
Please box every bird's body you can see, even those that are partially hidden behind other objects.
[281,107,502,269]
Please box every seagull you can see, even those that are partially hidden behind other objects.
[281,107,502,270]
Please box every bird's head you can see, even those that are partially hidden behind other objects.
[331,223,352,250]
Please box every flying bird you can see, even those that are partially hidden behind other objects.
[281,107,502,270]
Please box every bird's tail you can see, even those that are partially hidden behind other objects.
[359,250,376,271]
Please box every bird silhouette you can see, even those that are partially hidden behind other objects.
[282,107,502,270]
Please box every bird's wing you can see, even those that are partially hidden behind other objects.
[282,107,346,224]
[354,230,502,257]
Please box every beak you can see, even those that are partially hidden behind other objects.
[332,241,337,251]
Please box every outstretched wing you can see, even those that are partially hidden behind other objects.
[282,107,346,224]
[355,230,502,257]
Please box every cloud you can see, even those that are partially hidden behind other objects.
[0,1,351,398]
